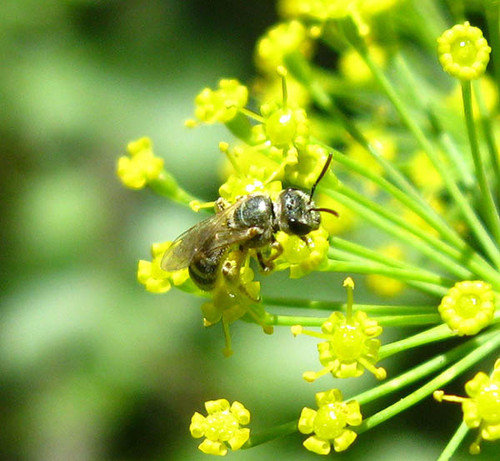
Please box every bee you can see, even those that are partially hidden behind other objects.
[161,154,337,295]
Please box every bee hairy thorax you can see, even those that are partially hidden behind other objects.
[229,194,276,248]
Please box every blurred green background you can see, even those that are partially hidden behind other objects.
[0,1,497,460]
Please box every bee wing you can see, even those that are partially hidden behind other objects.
[161,201,263,272]
[161,213,223,271]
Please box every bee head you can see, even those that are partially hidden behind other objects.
[276,154,338,236]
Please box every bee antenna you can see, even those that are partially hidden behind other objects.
[309,153,333,200]
[310,207,339,217]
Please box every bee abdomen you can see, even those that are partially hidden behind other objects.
[189,248,226,291]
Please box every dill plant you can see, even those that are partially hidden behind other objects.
[117,1,500,458]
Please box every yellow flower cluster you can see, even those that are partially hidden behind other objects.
[190,399,251,456]
[438,280,495,336]
[116,137,164,189]
[293,278,386,381]
[298,388,362,454]
[437,22,491,80]
[434,359,500,454]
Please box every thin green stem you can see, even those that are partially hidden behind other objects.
[426,103,475,188]
[329,237,454,284]
[437,422,470,461]
[373,314,441,327]
[323,183,476,284]
[267,313,440,328]
[485,2,500,91]
[326,146,500,287]
[244,420,297,449]
[461,80,500,242]
[356,42,500,267]
[262,296,436,315]
[472,79,500,201]
[285,52,442,215]
[324,259,450,293]
[379,323,455,360]
[148,172,199,206]
[355,327,500,431]
[325,146,470,253]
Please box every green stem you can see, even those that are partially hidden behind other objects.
[372,314,441,327]
[323,183,473,283]
[355,327,500,431]
[148,172,199,207]
[461,80,500,243]
[285,52,442,216]
[244,420,297,449]
[426,103,475,188]
[324,259,450,293]
[262,296,436,315]
[329,238,454,284]
[325,146,471,254]
[472,79,500,202]
[437,422,470,461]
[267,313,440,328]
[356,41,500,268]
[326,146,500,287]
[379,323,455,360]
[485,1,500,92]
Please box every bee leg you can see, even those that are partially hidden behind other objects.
[257,240,283,273]
[221,249,261,303]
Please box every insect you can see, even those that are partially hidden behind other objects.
[161,154,337,295]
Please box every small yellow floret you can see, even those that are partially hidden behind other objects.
[190,399,251,456]
[274,227,330,278]
[117,137,164,190]
[255,20,313,74]
[437,22,491,80]
[438,280,495,335]
[298,389,362,454]
[192,79,248,124]
[434,359,500,454]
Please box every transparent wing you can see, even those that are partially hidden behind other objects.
[161,213,224,271]
[161,202,262,272]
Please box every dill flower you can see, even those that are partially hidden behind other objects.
[255,20,313,74]
[293,278,386,381]
[274,227,330,278]
[437,22,491,80]
[137,241,190,293]
[438,281,495,336]
[298,388,362,454]
[434,359,500,454]
[186,79,249,125]
[190,399,251,456]
[117,137,164,190]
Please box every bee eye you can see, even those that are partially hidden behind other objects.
[288,218,311,236]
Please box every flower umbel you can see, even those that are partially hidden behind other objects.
[293,278,386,381]
[298,388,362,454]
[434,359,500,454]
[186,79,249,126]
[117,137,164,189]
[438,280,495,336]
[190,399,251,456]
[437,22,491,80]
